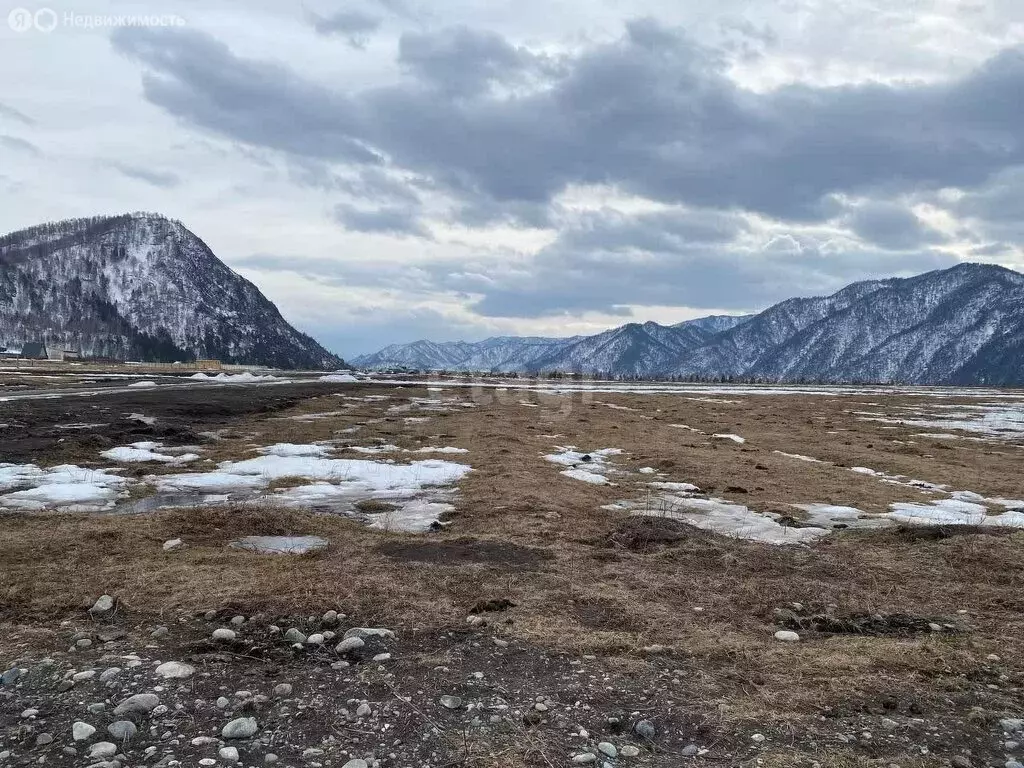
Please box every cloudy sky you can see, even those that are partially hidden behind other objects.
[3,0,1024,356]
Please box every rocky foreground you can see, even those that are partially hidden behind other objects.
[3,594,1024,768]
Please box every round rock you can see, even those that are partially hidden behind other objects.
[107,721,137,741]
[773,630,800,642]
[155,661,195,680]
[113,693,160,717]
[72,722,96,741]
[222,717,259,739]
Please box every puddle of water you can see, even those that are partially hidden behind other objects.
[229,535,329,555]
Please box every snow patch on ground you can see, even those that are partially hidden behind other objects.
[229,535,329,555]
[319,373,359,383]
[101,442,199,463]
[712,433,746,444]
[886,500,1024,528]
[0,464,128,512]
[774,451,823,463]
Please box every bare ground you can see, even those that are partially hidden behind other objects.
[1,377,1023,767]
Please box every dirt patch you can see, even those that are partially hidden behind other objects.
[777,609,960,636]
[355,499,401,514]
[606,516,697,551]
[377,537,554,568]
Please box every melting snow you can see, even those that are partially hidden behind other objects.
[560,468,611,485]
[319,373,359,383]
[774,451,823,463]
[0,464,128,512]
[886,500,1024,528]
[713,433,746,443]
[230,535,329,555]
[101,442,199,463]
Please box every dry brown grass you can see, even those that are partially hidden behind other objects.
[2,381,1023,742]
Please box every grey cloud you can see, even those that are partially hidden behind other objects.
[111,21,1024,225]
[110,27,381,166]
[0,102,34,126]
[112,162,181,188]
[0,135,41,156]
[333,202,430,237]
[309,10,382,48]
[845,201,946,250]
[398,26,552,95]
[561,208,749,251]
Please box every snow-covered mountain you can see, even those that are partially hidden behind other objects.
[0,213,341,369]
[353,264,1024,384]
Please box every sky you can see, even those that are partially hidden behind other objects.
[3,0,1024,357]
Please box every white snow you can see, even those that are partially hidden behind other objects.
[257,443,333,458]
[229,535,329,555]
[127,380,157,388]
[560,468,611,485]
[319,374,359,383]
[101,442,198,463]
[713,433,746,444]
[638,467,657,474]
[189,372,279,383]
[0,464,128,512]
[635,498,829,545]
[649,481,701,493]
[412,447,469,454]
[792,503,889,529]
[886,500,1024,528]
[774,451,823,463]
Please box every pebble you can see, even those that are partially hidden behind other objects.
[113,693,160,717]
[342,761,368,768]
[751,733,766,743]
[283,628,307,643]
[230,615,245,626]
[951,758,972,768]
[681,744,699,756]
[21,708,38,718]
[212,628,237,641]
[199,759,217,767]
[620,745,640,758]
[440,695,463,709]
[222,717,259,739]
[306,633,325,645]
[151,626,169,638]
[265,754,279,764]
[107,721,137,741]
[773,630,800,642]
[73,721,97,741]
[373,653,392,662]
[356,701,372,718]
[73,670,96,681]
[1,668,23,686]
[99,667,122,682]
[155,661,195,679]
[216,697,230,708]
[572,754,597,765]
[220,747,240,763]
[633,720,656,740]
[343,627,396,641]
[597,742,617,758]
[335,637,365,654]
[162,538,183,551]
[274,683,293,697]
[322,610,339,624]
[35,733,53,747]
[87,742,117,760]
[89,595,115,616]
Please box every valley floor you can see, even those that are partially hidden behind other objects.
[1,374,1023,768]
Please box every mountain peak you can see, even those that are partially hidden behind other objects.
[0,213,341,368]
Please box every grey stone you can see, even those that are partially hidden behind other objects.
[620,745,640,758]
[950,758,972,768]
[1,668,22,686]
[283,628,306,644]
[597,743,616,758]
[73,721,97,741]
[273,683,293,697]
[633,720,656,740]
[155,661,195,680]
[356,702,371,718]
[89,595,115,616]
[440,695,463,709]
[335,637,365,654]
[572,755,597,765]
[265,754,278,764]
[342,761,368,768]
[773,630,800,642]
[342,627,395,641]
[219,747,240,763]
[87,743,117,760]
[35,733,53,747]
[221,717,258,739]
[681,744,699,757]
[107,721,136,742]
[113,693,160,717]
[212,628,237,641]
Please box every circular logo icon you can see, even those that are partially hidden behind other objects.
[33,7,57,32]
[7,7,34,31]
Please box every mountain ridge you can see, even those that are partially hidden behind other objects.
[0,212,342,369]
[353,263,1024,385]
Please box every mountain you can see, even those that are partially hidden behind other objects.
[353,264,1024,385]
[0,213,342,369]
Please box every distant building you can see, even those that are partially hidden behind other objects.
[46,347,64,362]
[20,342,48,360]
